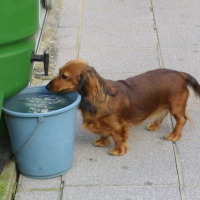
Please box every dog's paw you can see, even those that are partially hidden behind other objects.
[93,138,111,147]
[146,122,160,131]
[166,132,181,142]
[109,146,127,156]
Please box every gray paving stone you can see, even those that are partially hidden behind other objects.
[184,186,200,200]
[63,0,82,9]
[157,27,200,48]
[62,186,181,200]
[82,9,152,27]
[59,9,80,27]
[17,175,61,190]
[81,27,156,49]
[55,49,77,73]
[65,140,178,186]
[79,48,160,74]
[176,141,200,185]
[15,191,60,200]
[154,8,200,27]
[152,0,200,8]
[99,72,140,81]
[56,28,78,49]
[84,0,150,9]
[160,48,200,78]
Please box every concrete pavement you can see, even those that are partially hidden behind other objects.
[15,0,200,199]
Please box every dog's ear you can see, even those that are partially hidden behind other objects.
[79,96,97,114]
[79,73,88,96]
[78,72,97,114]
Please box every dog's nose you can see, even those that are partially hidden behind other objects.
[45,82,51,91]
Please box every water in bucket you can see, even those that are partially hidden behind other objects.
[3,93,75,113]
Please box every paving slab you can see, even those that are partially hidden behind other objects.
[84,0,150,9]
[52,49,160,79]
[152,0,200,8]
[160,48,200,78]
[65,140,178,186]
[63,0,82,9]
[82,9,152,27]
[184,186,200,200]
[62,186,181,200]
[59,9,80,27]
[154,8,200,27]
[176,141,200,186]
[81,26,156,49]
[97,72,142,81]
[15,190,60,200]
[55,49,77,73]
[17,175,61,190]
[79,48,160,74]
[56,27,79,49]
[157,27,200,48]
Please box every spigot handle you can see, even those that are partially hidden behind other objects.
[31,54,44,63]
[30,49,49,76]
[43,50,49,76]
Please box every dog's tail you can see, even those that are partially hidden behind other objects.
[179,72,200,98]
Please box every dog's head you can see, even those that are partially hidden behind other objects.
[46,59,89,93]
[46,59,117,114]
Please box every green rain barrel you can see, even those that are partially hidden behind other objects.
[0,1,39,136]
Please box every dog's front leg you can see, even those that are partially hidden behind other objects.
[93,136,111,147]
[109,127,128,156]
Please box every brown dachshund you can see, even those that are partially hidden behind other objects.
[46,59,200,156]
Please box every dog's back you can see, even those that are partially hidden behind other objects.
[107,69,186,124]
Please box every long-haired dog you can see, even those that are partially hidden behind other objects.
[46,59,200,156]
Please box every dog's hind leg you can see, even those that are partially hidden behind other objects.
[166,91,189,142]
[93,136,111,147]
[146,107,168,131]
[166,113,187,142]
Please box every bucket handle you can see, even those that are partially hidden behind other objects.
[12,117,43,154]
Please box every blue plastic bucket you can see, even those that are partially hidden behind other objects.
[2,86,81,179]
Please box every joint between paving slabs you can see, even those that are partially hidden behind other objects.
[59,174,66,200]
[75,0,85,59]
[149,3,185,199]
[16,188,61,192]
[169,115,185,200]
[149,0,164,69]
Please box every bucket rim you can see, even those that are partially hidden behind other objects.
[2,85,81,117]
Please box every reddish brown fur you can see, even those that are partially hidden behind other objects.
[46,59,200,156]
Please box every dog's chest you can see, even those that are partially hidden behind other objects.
[82,114,114,136]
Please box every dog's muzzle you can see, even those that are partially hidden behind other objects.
[45,81,52,91]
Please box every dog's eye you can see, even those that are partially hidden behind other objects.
[61,74,68,79]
